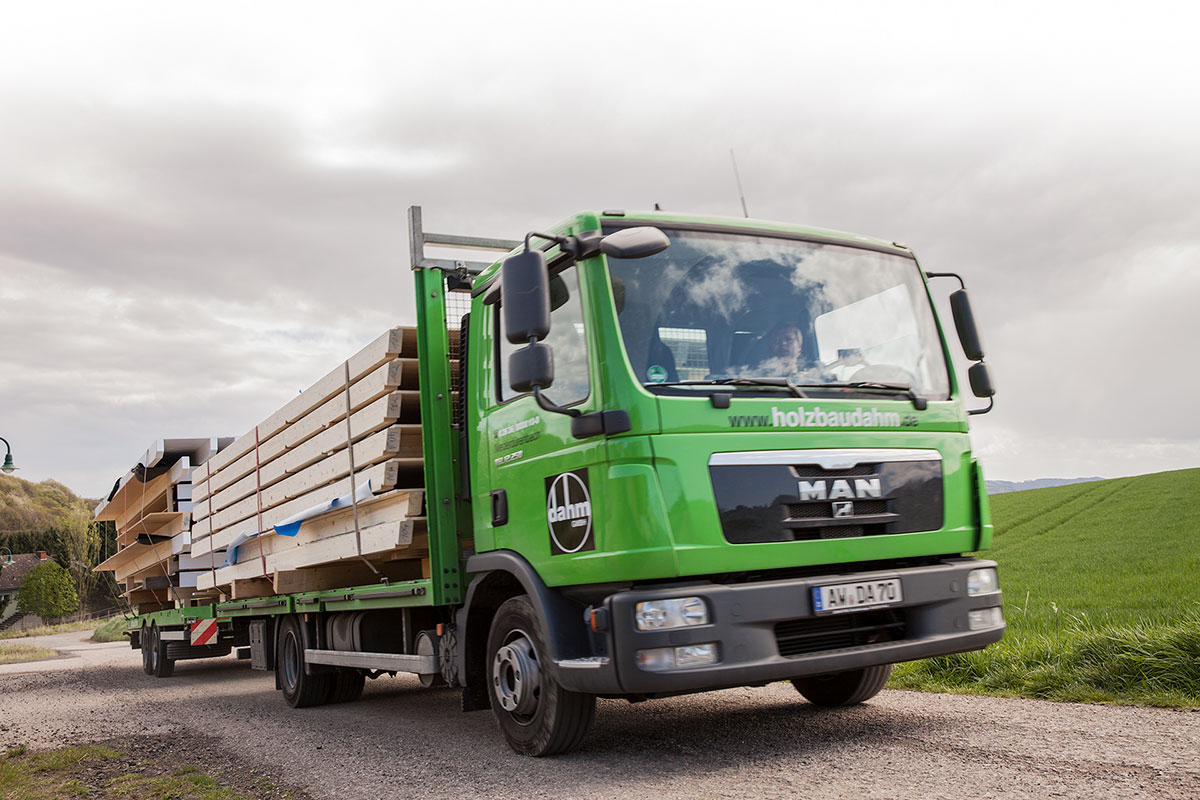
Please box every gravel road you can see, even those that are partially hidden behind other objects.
[2,633,1197,799]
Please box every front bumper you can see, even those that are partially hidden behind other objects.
[554,557,1003,695]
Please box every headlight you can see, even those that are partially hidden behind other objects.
[967,567,999,596]
[634,597,710,631]
[636,643,719,671]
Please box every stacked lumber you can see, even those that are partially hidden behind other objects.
[95,438,233,614]
[189,327,431,600]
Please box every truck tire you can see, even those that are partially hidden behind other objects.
[148,623,175,678]
[141,624,153,676]
[328,669,365,703]
[486,595,595,756]
[791,663,892,707]
[277,616,332,708]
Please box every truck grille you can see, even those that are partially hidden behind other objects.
[710,453,943,544]
[774,609,906,658]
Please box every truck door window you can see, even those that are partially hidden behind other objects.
[497,264,590,405]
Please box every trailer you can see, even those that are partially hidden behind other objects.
[100,206,1004,755]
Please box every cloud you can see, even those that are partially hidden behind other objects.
[1,2,1199,494]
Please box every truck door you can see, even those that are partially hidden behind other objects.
[484,263,606,583]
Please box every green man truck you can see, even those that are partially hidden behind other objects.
[110,206,1003,756]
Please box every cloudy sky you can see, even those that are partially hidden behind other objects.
[2,2,1198,498]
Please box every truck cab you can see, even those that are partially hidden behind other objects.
[446,210,1003,753]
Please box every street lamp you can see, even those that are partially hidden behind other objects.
[0,547,14,566]
[0,437,16,474]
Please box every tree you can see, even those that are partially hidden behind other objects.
[58,506,101,617]
[17,560,79,620]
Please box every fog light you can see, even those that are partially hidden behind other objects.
[635,597,710,631]
[636,642,720,671]
[674,643,718,667]
[968,607,1003,630]
[635,647,675,672]
[967,567,999,596]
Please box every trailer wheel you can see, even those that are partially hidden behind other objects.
[791,663,892,707]
[486,595,595,756]
[277,616,332,708]
[328,669,365,703]
[147,623,175,678]
[141,624,153,676]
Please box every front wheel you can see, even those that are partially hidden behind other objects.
[791,663,892,706]
[486,595,595,756]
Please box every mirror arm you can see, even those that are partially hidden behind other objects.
[967,396,994,416]
[532,386,581,418]
[925,271,966,290]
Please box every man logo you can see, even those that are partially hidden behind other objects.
[797,478,881,502]
[545,470,593,555]
[832,501,854,518]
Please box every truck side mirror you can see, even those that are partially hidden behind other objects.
[968,362,995,399]
[600,227,670,259]
[502,249,551,345]
[950,289,985,362]
[509,342,554,394]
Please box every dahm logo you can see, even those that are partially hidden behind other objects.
[545,469,593,555]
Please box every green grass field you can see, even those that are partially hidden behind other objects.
[892,467,1200,706]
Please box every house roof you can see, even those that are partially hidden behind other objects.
[0,553,47,592]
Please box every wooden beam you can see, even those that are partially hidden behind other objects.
[201,327,417,477]
[196,402,419,516]
[194,369,419,505]
[191,460,402,556]
[111,470,176,533]
[230,578,274,600]
[198,437,412,539]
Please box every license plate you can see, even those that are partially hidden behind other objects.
[812,578,902,614]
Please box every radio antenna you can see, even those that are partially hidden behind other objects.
[730,148,749,218]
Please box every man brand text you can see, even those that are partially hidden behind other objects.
[798,478,882,501]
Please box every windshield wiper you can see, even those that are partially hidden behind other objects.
[793,381,928,410]
[644,377,809,399]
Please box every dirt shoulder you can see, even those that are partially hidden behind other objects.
[2,637,1198,799]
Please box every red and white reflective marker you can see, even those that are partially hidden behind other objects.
[190,619,219,646]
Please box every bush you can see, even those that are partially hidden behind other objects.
[17,560,79,620]
[90,616,128,642]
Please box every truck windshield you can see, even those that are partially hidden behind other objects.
[605,228,950,399]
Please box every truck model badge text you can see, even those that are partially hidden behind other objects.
[798,478,882,501]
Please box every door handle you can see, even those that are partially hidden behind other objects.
[490,489,508,526]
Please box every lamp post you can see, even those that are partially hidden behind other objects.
[0,547,13,566]
[0,437,16,474]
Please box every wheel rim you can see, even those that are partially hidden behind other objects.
[491,629,541,721]
[281,631,299,692]
[148,625,158,670]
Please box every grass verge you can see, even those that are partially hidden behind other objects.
[892,609,1200,706]
[90,616,131,642]
[0,643,57,664]
[0,742,301,800]
[891,469,1200,707]
[0,616,122,641]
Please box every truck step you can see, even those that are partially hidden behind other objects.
[304,648,438,674]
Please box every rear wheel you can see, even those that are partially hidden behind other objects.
[486,595,595,756]
[328,669,365,703]
[791,663,892,706]
[141,624,153,676]
[276,616,332,708]
[148,623,175,678]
